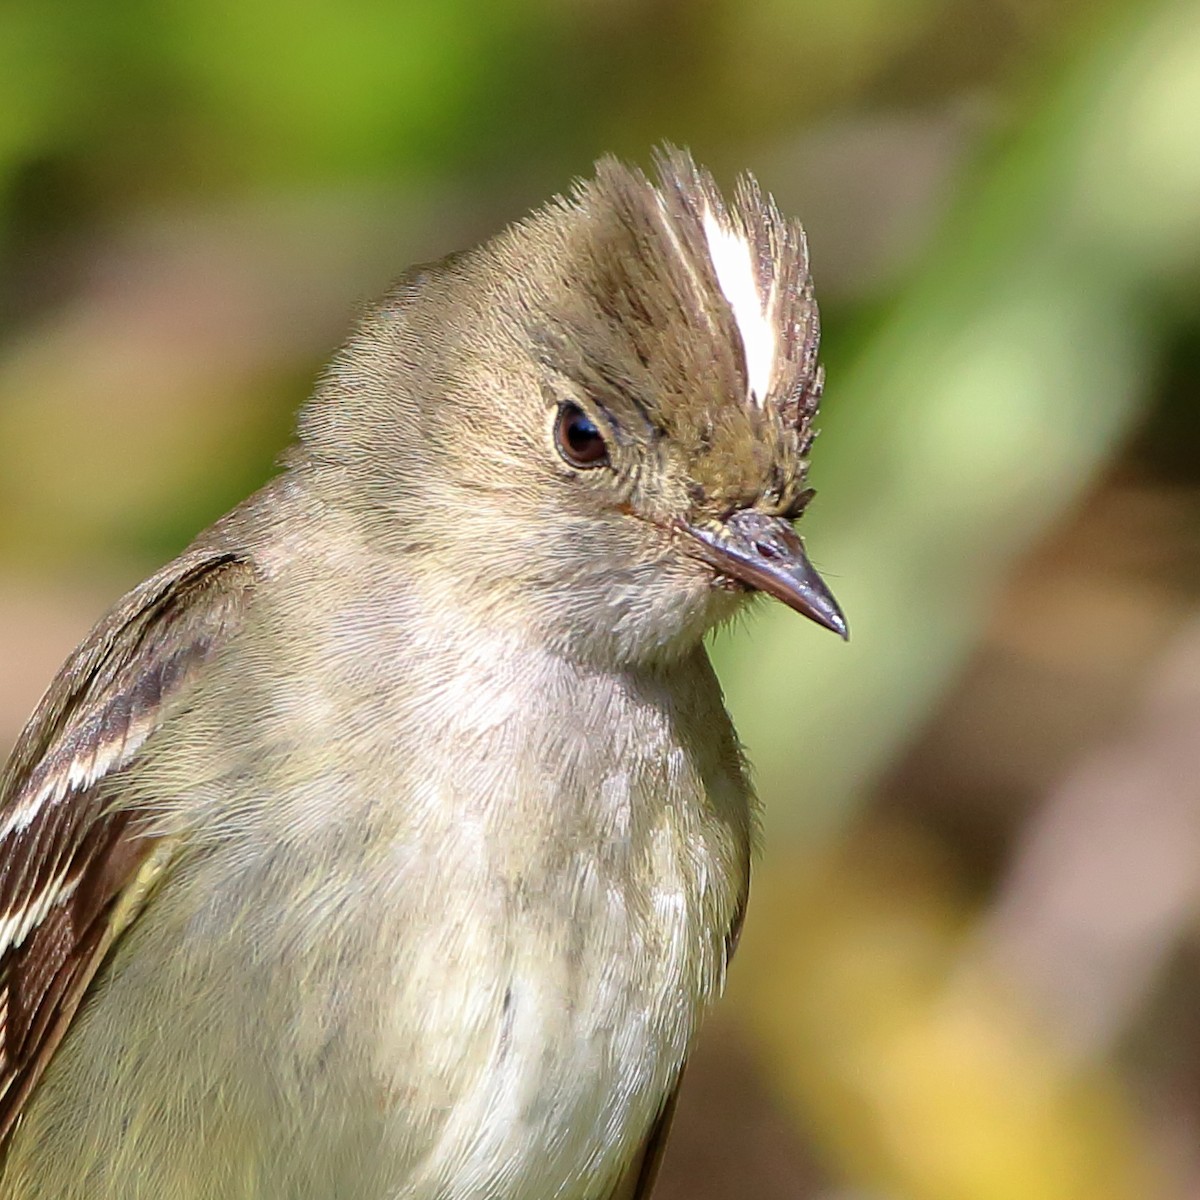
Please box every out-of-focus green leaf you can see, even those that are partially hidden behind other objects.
[714,0,1200,841]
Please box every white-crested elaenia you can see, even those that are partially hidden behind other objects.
[0,147,845,1198]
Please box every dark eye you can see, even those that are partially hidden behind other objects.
[554,403,609,469]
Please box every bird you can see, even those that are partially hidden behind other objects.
[0,146,845,1198]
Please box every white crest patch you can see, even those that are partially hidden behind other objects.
[701,204,778,404]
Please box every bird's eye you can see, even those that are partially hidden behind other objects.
[554,403,609,469]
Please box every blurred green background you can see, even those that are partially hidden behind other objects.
[2,0,1199,1195]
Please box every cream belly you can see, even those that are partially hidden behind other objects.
[2,811,727,1200]
[2,628,750,1198]
[387,917,696,1199]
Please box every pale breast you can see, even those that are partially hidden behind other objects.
[3,620,751,1200]
[366,648,749,1199]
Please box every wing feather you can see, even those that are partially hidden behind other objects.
[609,888,748,1199]
[606,1079,684,1200]
[0,548,255,1149]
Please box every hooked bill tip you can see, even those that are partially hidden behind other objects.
[681,511,848,639]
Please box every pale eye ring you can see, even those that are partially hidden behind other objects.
[554,403,609,468]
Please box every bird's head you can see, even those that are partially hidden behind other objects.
[300,147,846,666]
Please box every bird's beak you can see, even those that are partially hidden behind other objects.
[681,510,848,639]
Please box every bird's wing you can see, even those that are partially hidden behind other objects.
[607,1077,684,1200]
[610,892,747,1199]
[0,548,255,1150]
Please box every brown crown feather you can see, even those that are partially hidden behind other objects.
[520,146,824,516]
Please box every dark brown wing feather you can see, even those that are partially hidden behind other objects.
[0,549,255,1150]
[607,1078,684,1200]
[610,888,748,1199]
